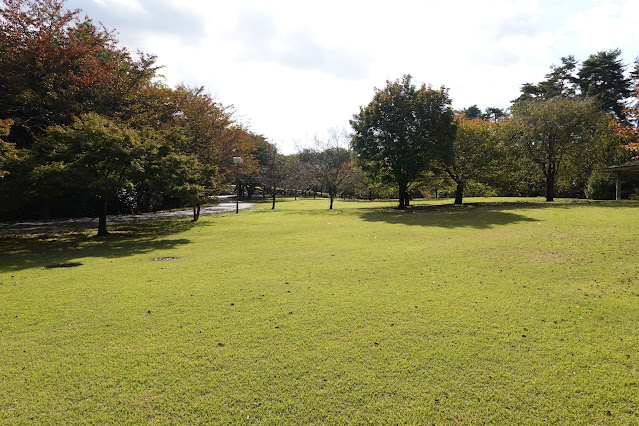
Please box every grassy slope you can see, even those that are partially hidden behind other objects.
[1,198,638,424]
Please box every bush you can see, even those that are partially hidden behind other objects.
[584,170,615,200]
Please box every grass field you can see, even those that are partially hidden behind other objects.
[2,197,639,424]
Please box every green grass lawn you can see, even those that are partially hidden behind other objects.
[2,197,639,424]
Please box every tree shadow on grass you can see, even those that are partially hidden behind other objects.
[357,202,540,229]
[357,199,639,228]
[0,219,196,272]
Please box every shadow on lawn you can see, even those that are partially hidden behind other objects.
[358,202,540,229]
[358,199,639,228]
[0,219,196,272]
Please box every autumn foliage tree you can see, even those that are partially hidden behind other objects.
[1,0,257,223]
[0,0,157,143]
[618,60,639,153]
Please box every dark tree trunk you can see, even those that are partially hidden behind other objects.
[97,197,109,236]
[546,171,555,202]
[454,182,464,205]
[398,183,409,209]
[272,185,276,209]
[329,195,334,210]
[192,202,200,221]
[545,161,555,201]
[247,185,255,200]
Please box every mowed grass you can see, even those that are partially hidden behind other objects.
[1,197,639,424]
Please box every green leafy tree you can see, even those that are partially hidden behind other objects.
[42,114,144,235]
[461,105,483,119]
[0,119,18,178]
[133,128,216,221]
[350,75,456,208]
[510,97,611,201]
[517,56,579,102]
[440,116,504,204]
[516,51,631,123]
[484,107,506,121]
[578,49,631,122]
[0,0,161,220]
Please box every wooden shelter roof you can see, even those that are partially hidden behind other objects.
[607,160,639,174]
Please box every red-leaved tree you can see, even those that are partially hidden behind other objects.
[0,0,157,145]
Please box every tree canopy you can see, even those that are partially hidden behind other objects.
[350,75,456,208]
[0,0,157,144]
[440,115,504,204]
[298,130,353,210]
[0,0,261,229]
[515,50,632,122]
[578,49,631,122]
[510,97,613,202]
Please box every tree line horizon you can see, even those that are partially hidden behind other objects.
[2,0,639,234]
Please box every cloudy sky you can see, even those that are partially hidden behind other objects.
[66,0,639,153]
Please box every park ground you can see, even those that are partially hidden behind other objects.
[0,195,254,235]
[1,197,638,424]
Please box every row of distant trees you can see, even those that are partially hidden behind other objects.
[348,49,639,208]
[242,50,639,211]
[3,1,639,231]
[243,50,639,211]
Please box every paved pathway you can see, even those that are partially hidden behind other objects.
[0,196,255,235]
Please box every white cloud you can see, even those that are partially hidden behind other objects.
[65,0,639,153]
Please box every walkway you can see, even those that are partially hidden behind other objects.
[0,196,255,235]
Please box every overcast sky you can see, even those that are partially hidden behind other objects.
[66,0,639,153]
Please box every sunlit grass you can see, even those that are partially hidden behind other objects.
[2,197,639,423]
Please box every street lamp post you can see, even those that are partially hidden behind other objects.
[232,156,243,213]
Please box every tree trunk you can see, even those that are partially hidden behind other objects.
[398,183,408,209]
[546,173,555,202]
[97,197,109,236]
[272,185,276,209]
[192,202,200,221]
[454,182,464,205]
[329,195,334,210]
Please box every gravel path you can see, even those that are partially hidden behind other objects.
[0,196,255,235]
